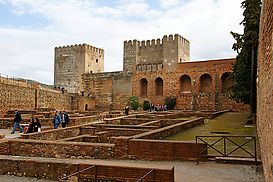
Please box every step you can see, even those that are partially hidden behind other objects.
[215,156,262,165]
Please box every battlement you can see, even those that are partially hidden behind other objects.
[55,43,104,54]
[124,34,189,48]
[123,34,190,72]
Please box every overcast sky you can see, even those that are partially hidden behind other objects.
[0,0,243,85]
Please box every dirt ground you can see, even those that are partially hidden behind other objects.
[0,159,264,182]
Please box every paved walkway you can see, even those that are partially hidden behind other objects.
[0,129,21,139]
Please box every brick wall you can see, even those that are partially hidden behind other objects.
[257,1,273,181]
[82,57,250,111]
[1,140,114,159]
[0,157,174,181]
[128,139,206,161]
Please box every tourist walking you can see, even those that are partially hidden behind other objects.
[53,111,61,129]
[61,110,69,128]
[11,110,23,134]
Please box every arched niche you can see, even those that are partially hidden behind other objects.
[155,77,163,96]
[140,78,148,96]
[179,74,192,93]
[221,72,233,94]
[200,74,212,93]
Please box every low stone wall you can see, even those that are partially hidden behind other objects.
[132,117,204,140]
[0,140,10,155]
[37,115,98,127]
[20,122,104,140]
[106,128,149,137]
[0,139,114,159]
[0,156,174,181]
[0,115,98,129]
[92,123,156,131]
[138,120,162,128]
[175,110,228,119]
[58,135,98,143]
[80,126,96,135]
[120,118,155,125]
[110,136,131,158]
[128,139,207,161]
[21,126,81,140]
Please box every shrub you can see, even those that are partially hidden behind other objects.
[164,96,177,110]
[127,96,140,110]
[143,100,150,111]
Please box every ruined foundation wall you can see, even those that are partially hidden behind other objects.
[257,1,273,181]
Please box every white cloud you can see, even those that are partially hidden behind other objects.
[0,0,244,84]
[158,0,180,8]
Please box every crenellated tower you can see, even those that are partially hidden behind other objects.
[54,44,104,94]
[123,34,190,73]
[123,40,140,73]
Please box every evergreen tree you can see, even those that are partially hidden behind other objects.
[231,0,261,112]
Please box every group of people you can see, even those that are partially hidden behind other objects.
[153,104,168,112]
[11,109,70,134]
[52,110,69,129]
[11,110,42,134]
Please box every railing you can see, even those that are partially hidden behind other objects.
[136,169,155,182]
[196,135,257,163]
[59,165,96,182]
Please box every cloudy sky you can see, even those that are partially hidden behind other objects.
[0,0,243,85]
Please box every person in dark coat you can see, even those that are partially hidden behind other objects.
[11,110,23,134]
[32,117,42,132]
[53,111,61,129]
[124,106,130,115]
[61,110,69,128]
[26,115,42,133]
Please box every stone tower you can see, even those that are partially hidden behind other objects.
[54,44,104,94]
[123,34,190,73]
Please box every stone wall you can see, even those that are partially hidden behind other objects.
[21,123,95,140]
[128,139,206,161]
[82,71,132,110]
[132,58,249,111]
[0,78,72,115]
[257,1,273,181]
[11,140,114,159]
[82,56,249,111]
[0,156,175,181]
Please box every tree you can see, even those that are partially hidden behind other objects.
[231,0,261,113]
[127,96,140,110]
